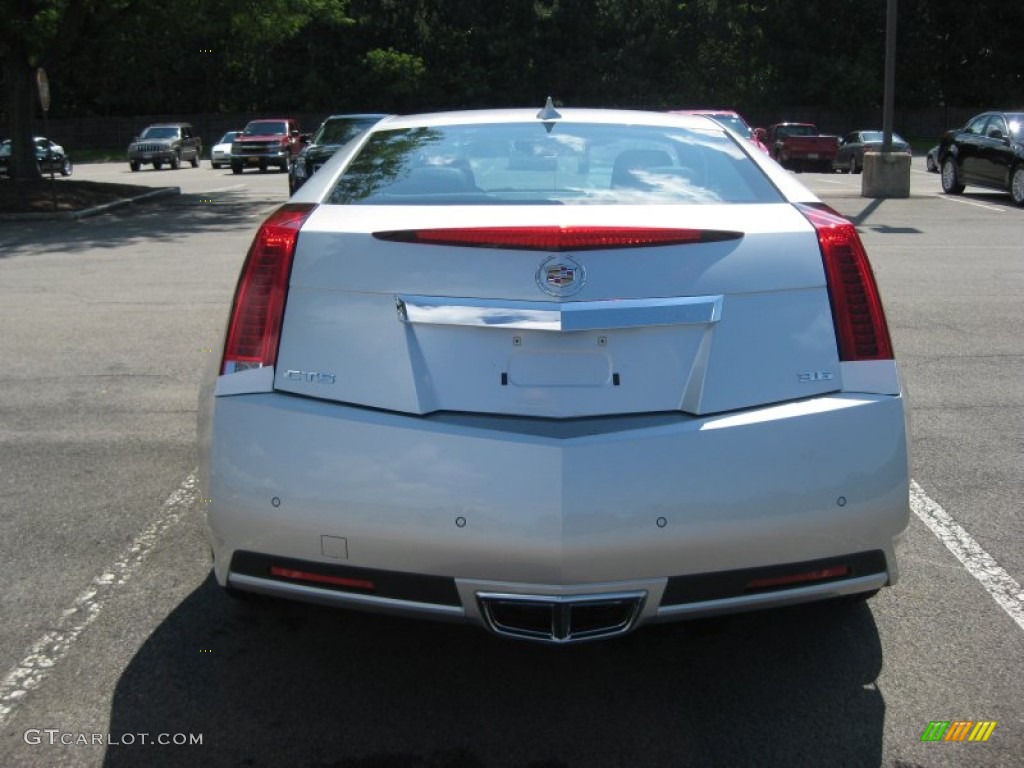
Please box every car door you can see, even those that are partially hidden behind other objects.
[979,115,1012,187]
[835,132,852,166]
[848,131,865,166]
[181,125,196,159]
[957,114,990,184]
[34,138,49,168]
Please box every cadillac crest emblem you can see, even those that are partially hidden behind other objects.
[536,255,585,297]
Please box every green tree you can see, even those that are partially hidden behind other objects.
[1,0,129,178]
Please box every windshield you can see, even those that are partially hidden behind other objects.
[1007,115,1024,140]
[314,118,381,146]
[140,126,180,140]
[219,131,240,144]
[704,114,752,139]
[244,121,288,136]
[328,121,781,206]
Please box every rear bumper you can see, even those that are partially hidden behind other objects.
[200,389,909,638]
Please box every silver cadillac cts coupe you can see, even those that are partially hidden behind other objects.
[198,103,910,644]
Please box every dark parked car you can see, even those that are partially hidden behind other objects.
[0,136,73,176]
[938,111,1024,206]
[288,113,388,194]
[832,130,911,174]
[127,123,202,171]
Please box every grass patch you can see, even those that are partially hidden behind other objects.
[0,179,157,214]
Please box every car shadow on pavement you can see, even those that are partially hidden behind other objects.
[0,191,284,259]
[101,574,885,767]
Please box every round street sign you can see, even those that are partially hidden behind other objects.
[37,68,51,113]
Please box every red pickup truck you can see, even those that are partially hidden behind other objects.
[766,123,839,173]
[231,118,304,174]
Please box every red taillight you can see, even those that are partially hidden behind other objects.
[269,566,375,591]
[374,225,741,251]
[799,204,894,361]
[220,204,316,374]
[745,565,849,591]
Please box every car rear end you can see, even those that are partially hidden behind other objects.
[199,109,909,643]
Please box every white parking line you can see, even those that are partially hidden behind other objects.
[910,480,1024,631]
[933,194,1007,212]
[0,471,199,726]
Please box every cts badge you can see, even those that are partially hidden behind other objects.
[285,370,336,384]
[536,255,585,297]
[797,371,834,383]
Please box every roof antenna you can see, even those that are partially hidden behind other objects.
[536,96,562,121]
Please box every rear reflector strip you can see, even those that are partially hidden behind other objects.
[270,566,375,591]
[374,225,742,251]
[231,551,462,605]
[661,551,886,605]
[799,203,894,361]
[745,566,850,591]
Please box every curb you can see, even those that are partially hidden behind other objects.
[0,186,181,221]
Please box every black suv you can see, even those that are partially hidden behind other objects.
[288,113,389,194]
[127,123,202,171]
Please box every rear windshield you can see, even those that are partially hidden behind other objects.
[315,118,381,146]
[327,122,782,205]
[859,131,906,144]
[775,125,817,138]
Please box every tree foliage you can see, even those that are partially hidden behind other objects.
[1,0,130,177]
[3,0,1022,158]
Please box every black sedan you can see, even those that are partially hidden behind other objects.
[288,113,389,195]
[938,111,1024,206]
[0,136,73,177]
[832,130,910,174]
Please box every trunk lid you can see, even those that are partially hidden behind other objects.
[273,203,840,418]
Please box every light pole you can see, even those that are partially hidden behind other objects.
[863,0,910,198]
[881,0,897,154]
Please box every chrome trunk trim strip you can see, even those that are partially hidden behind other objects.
[396,295,723,331]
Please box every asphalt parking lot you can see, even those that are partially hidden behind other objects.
[0,157,1021,767]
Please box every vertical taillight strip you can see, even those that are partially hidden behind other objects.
[799,204,894,361]
[221,203,317,374]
